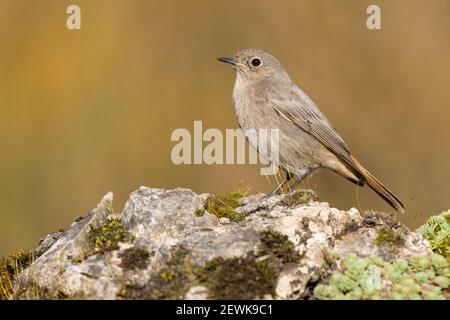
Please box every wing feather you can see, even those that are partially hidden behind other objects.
[269,86,358,171]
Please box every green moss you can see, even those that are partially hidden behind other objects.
[278,190,316,207]
[375,228,405,248]
[167,246,189,266]
[193,230,299,299]
[417,210,449,258]
[203,192,246,222]
[313,254,450,300]
[119,247,151,271]
[195,255,278,300]
[120,230,299,300]
[259,230,301,263]
[88,219,132,254]
[194,208,205,217]
[121,267,189,300]
[119,246,192,300]
[0,249,34,300]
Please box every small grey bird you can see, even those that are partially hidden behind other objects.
[218,48,405,213]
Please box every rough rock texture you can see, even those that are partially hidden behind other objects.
[17,187,432,300]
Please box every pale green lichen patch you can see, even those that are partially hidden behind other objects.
[203,192,246,222]
[278,190,317,207]
[88,219,132,254]
[417,210,449,258]
[313,254,450,300]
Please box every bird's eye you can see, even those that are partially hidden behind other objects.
[250,58,262,67]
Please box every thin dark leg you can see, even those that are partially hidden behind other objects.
[271,171,294,195]
[286,167,316,192]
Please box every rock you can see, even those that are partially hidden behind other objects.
[14,187,432,300]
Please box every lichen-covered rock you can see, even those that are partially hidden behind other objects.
[9,187,435,300]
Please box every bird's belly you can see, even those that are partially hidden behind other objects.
[234,100,325,174]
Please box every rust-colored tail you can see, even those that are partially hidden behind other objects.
[351,156,405,213]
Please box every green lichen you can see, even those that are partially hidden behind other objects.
[417,210,449,258]
[375,228,405,248]
[119,247,151,271]
[314,254,450,300]
[0,249,34,300]
[88,219,132,254]
[278,190,316,207]
[203,191,246,222]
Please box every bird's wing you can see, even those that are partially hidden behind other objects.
[268,85,358,170]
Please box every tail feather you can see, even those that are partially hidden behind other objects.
[351,156,405,213]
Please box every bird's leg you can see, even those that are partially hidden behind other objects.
[271,171,294,195]
[286,167,317,192]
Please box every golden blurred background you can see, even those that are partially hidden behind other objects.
[0,0,449,256]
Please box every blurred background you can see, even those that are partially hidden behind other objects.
[0,0,449,256]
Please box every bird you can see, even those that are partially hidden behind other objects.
[217,48,405,213]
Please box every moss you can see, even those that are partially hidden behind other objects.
[119,247,151,271]
[88,219,132,254]
[313,254,450,300]
[194,208,205,217]
[416,210,449,258]
[375,228,405,248]
[195,255,278,299]
[119,246,192,300]
[120,267,190,300]
[203,191,246,222]
[119,229,300,300]
[193,230,299,299]
[167,246,189,266]
[259,230,301,263]
[0,249,34,300]
[278,190,317,207]
[337,211,404,240]
[70,250,88,264]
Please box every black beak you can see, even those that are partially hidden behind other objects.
[217,57,236,65]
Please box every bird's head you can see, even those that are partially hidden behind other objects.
[218,48,290,84]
